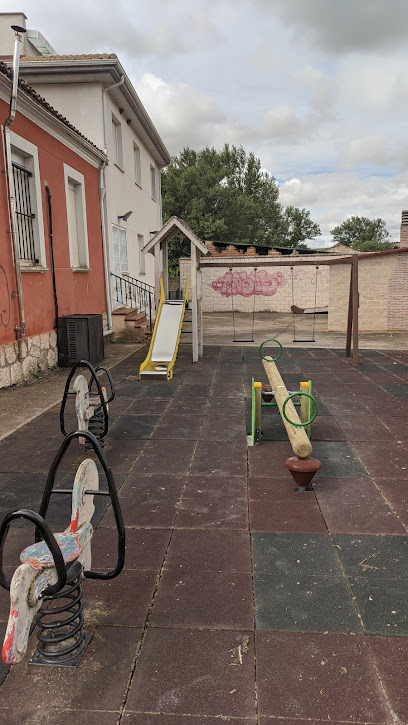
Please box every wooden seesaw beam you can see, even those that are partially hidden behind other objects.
[262,359,312,459]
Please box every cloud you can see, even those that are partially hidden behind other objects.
[257,0,408,54]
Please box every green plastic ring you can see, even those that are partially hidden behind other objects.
[259,338,283,362]
[282,392,318,428]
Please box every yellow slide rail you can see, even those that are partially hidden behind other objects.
[139,277,189,381]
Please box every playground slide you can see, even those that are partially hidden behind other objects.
[139,277,189,380]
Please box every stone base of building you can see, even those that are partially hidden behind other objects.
[0,331,58,389]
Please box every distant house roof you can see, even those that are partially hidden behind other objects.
[16,54,171,167]
[0,61,106,159]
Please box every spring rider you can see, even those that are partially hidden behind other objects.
[60,360,115,446]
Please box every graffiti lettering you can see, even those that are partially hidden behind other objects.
[210,270,284,298]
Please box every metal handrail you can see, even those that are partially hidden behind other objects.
[111,272,154,330]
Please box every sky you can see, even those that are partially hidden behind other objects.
[4,0,408,246]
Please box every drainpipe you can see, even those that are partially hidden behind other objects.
[99,162,113,335]
[100,74,124,333]
[3,25,26,339]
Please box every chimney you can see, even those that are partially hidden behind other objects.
[400,210,408,248]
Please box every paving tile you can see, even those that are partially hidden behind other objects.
[350,441,408,478]
[309,415,347,441]
[347,576,408,636]
[332,534,408,579]
[175,490,248,530]
[333,413,395,441]
[250,500,327,533]
[103,476,185,528]
[248,476,314,501]
[91,526,171,571]
[83,570,156,627]
[190,440,247,477]
[123,716,255,724]
[164,530,251,572]
[369,636,408,721]
[248,441,293,477]
[109,414,160,439]
[0,710,119,724]
[199,414,247,441]
[126,628,256,717]
[311,441,369,478]
[254,572,361,633]
[256,631,390,721]
[131,439,195,475]
[252,532,341,577]
[150,569,253,629]
[0,626,141,712]
[151,413,203,440]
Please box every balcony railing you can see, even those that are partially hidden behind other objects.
[111,273,155,330]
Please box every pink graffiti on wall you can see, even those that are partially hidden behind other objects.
[210,269,284,298]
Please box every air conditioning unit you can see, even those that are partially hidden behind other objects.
[58,314,104,367]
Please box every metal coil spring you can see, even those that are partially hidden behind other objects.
[34,562,86,666]
[88,407,106,441]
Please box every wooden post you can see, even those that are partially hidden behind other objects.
[352,254,359,365]
[262,359,312,458]
[345,262,353,358]
[154,243,161,310]
[197,263,203,357]
[191,243,199,362]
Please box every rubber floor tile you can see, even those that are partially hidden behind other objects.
[103,440,146,472]
[313,476,383,504]
[128,398,171,415]
[131,439,195,475]
[123,716,255,724]
[183,474,247,496]
[92,526,171,571]
[347,576,408,636]
[138,384,181,399]
[333,413,395,441]
[199,414,247,441]
[350,441,408,478]
[164,529,251,572]
[248,441,293,477]
[256,632,391,722]
[368,636,408,721]
[254,572,362,634]
[253,532,346,581]
[151,414,203,440]
[0,626,142,712]
[0,710,120,725]
[83,570,156,627]
[311,442,369,478]
[126,628,256,718]
[190,440,247,477]
[318,501,405,535]
[150,569,254,629]
[250,499,327,533]
[248,476,314,501]
[308,416,347,442]
[332,534,408,579]
[109,414,160,439]
[103,479,184,528]
[175,492,248,530]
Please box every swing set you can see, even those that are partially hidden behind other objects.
[199,253,360,364]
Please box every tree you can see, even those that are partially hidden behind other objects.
[331,216,396,251]
[161,145,321,274]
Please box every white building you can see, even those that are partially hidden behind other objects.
[0,13,171,327]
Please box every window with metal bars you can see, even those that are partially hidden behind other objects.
[12,162,38,263]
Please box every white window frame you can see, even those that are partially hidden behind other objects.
[134,143,141,186]
[112,224,128,276]
[63,163,90,270]
[150,164,157,201]
[112,114,123,168]
[9,131,46,267]
[138,234,145,274]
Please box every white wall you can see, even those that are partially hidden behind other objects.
[33,83,105,150]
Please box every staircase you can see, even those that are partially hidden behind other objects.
[179,307,192,345]
[111,273,155,337]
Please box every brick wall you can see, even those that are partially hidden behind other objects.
[180,256,329,313]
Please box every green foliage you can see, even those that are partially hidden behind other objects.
[161,145,321,274]
[331,216,394,250]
